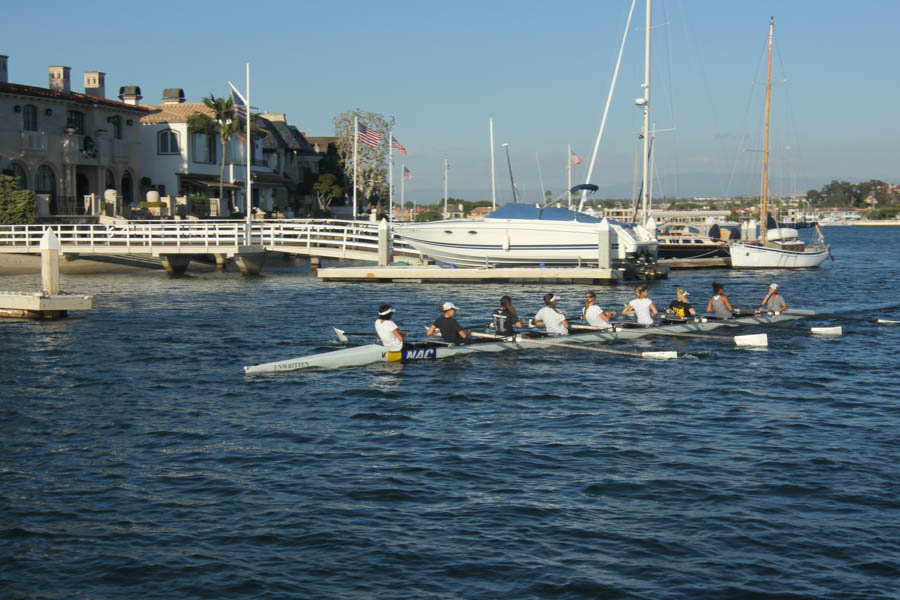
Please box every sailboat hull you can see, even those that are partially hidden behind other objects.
[730,242,829,268]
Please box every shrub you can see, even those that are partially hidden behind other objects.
[0,174,37,224]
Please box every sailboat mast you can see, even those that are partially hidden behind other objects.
[761,17,774,245]
[639,0,652,225]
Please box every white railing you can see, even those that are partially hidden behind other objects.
[0,219,420,259]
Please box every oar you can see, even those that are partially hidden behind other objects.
[777,308,900,325]
[570,324,767,347]
[470,331,677,360]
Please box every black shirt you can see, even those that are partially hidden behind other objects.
[433,315,465,344]
[668,300,693,318]
[492,307,519,336]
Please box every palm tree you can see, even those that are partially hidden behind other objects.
[187,94,265,213]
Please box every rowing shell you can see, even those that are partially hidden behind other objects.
[243,311,810,374]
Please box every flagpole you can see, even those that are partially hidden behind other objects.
[443,159,449,219]
[352,116,358,221]
[245,63,251,245]
[400,163,405,221]
[567,145,572,210]
[489,118,496,211]
[536,153,545,205]
[388,129,393,222]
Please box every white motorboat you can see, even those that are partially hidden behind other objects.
[395,204,658,269]
[730,18,830,269]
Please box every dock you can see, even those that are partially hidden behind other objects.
[317,264,625,284]
[660,257,731,269]
[0,230,92,319]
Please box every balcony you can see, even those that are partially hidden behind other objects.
[21,131,47,154]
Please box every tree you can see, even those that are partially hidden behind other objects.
[416,209,440,222]
[0,174,37,224]
[332,110,395,215]
[187,94,266,211]
[312,173,342,217]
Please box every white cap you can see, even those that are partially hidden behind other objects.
[550,294,560,302]
[441,302,459,311]
[770,283,778,290]
[683,291,690,297]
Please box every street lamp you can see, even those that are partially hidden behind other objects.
[502,143,517,204]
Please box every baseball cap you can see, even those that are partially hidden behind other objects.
[441,302,459,311]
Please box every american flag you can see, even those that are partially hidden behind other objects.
[391,136,407,155]
[403,166,412,179]
[232,89,248,121]
[357,122,382,147]
[570,151,582,165]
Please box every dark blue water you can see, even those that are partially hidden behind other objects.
[2,226,899,599]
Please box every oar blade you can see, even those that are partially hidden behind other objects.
[641,351,678,360]
[810,326,842,336]
[734,333,768,347]
[876,319,900,324]
[333,327,349,344]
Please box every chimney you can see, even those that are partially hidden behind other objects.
[0,55,7,84]
[49,65,71,93]
[84,71,105,98]
[161,88,185,104]
[118,85,143,106]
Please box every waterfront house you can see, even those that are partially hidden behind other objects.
[0,55,147,217]
[139,90,289,216]
[257,113,321,216]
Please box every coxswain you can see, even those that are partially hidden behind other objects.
[582,291,615,329]
[534,293,570,335]
[492,295,523,338]
[761,283,788,313]
[666,288,697,319]
[426,302,468,344]
[706,282,734,320]
[622,285,658,326]
[374,304,407,351]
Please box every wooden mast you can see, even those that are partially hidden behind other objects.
[761,17,774,245]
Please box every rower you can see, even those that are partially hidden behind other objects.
[426,302,469,344]
[582,291,615,330]
[706,282,734,320]
[374,304,407,351]
[666,288,697,320]
[492,295,523,338]
[761,283,788,313]
[534,293,570,336]
[622,285,658,326]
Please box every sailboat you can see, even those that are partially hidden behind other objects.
[730,18,830,269]
[395,0,662,276]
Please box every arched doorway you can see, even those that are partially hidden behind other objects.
[35,165,57,213]
[7,163,27,189]
[121,172,133,205]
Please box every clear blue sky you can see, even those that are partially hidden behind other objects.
[5,0,898,204]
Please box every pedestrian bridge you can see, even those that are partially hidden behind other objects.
[0,219,424,274]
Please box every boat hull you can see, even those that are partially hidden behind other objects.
[395,218,656,267]
[730,242,829,268]
[244,312,807,373]
[657,243,730,260]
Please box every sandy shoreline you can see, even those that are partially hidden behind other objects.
[0,253,168,275]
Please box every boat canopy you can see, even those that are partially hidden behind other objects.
[569,183,599,194]
[485,204,602,223]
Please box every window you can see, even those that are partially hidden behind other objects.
[35,165,56,195]
[66,110,85,134]
[108,116,122,139]
[23,105,38,131]
[192,132,216,164]
[8,163,27,188]
[105,169,116,191]
[158,130,179,154]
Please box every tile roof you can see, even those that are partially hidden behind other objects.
[139,102,215,124]
[0,81,150,113]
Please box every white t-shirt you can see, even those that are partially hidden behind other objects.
[627,297,655,325]
[535,306,568,335]
[583,304,612,329]
[374,318,403,351]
